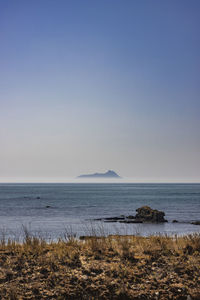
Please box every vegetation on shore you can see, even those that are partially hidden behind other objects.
[0,230,200,299]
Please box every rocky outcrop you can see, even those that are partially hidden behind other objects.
[135,206,167,223]
[94,206,168,223]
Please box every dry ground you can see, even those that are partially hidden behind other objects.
[0,232,200,299]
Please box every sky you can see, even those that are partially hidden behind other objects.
[0,0,200,182]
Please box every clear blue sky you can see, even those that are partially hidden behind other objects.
[0,0,200,182]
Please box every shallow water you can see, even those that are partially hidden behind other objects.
[0,183,200,240]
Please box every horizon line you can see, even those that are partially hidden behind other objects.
[0,179,199,184]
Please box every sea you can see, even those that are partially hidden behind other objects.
[0,183,200,241]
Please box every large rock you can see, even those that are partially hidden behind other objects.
[93,206,168,223]
[135,206,167,223]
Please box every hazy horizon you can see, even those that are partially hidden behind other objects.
[0,175,200,184]
[1,0,200,183]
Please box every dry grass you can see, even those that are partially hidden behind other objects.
[0,230,200,299]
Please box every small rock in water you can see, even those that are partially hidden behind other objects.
[191,221,200,225]
[104,216,125,221]
[127,215,135,219]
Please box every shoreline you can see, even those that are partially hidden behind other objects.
[1,221,200,243]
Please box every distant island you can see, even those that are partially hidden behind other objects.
[78,170,121,178]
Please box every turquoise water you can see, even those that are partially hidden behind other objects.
[0,183,200,240]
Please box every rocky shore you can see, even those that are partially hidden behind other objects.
[0,233,200,299]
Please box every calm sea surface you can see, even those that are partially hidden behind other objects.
[0,183,200,240]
